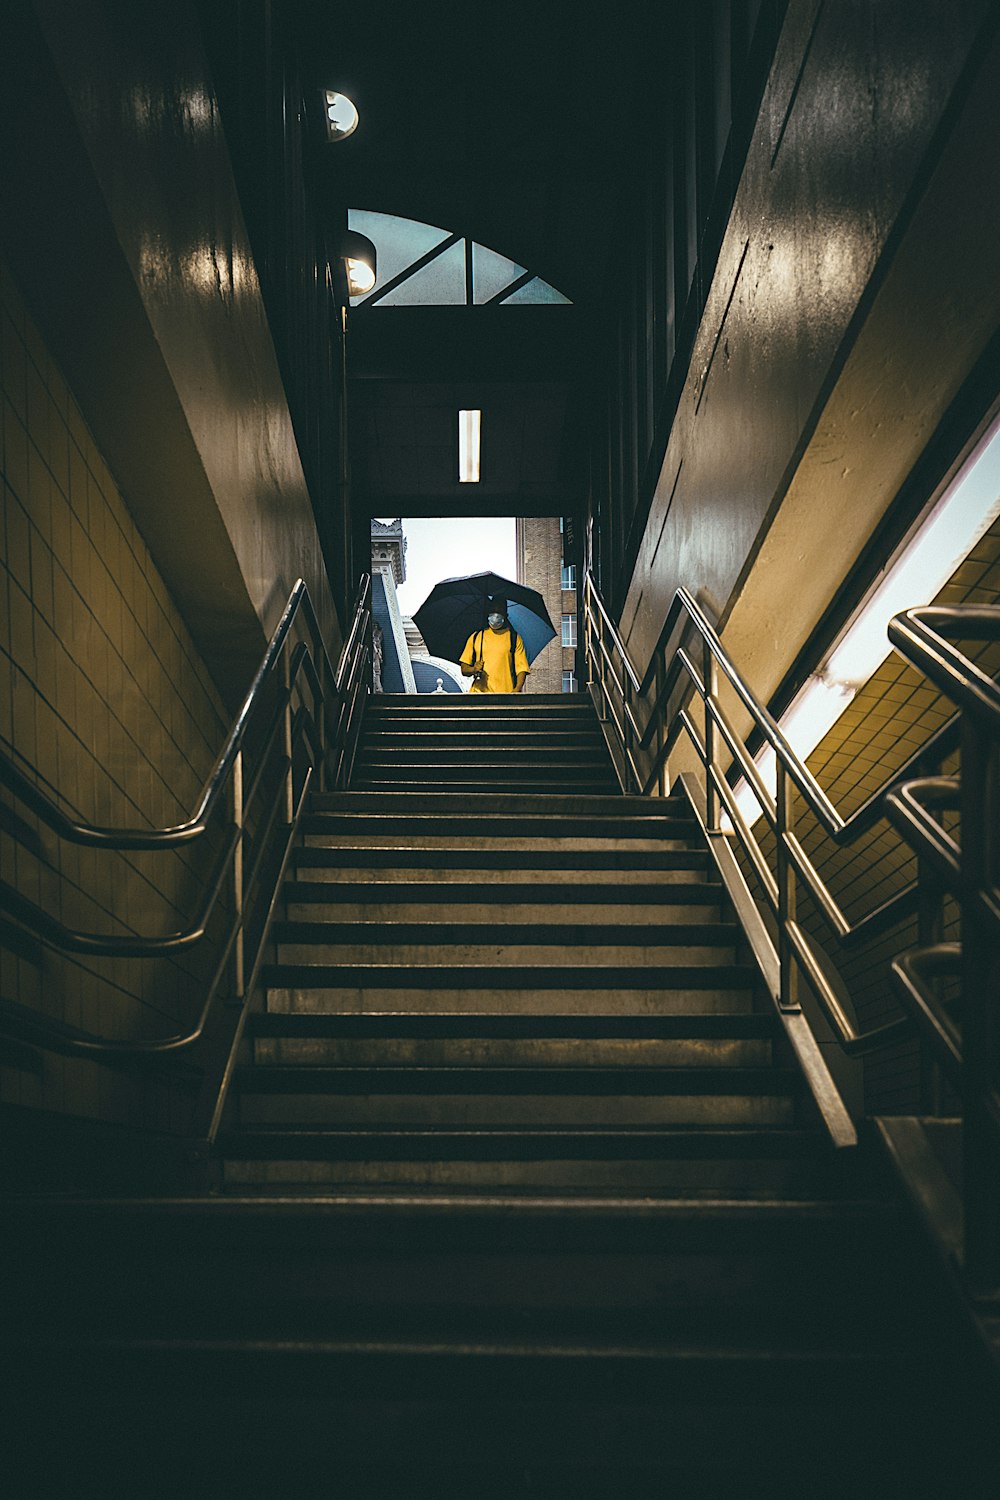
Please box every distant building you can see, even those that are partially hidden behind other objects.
[371,519,465,693]
[515,517,577,693]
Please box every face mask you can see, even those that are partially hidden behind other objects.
[487,613,504,628]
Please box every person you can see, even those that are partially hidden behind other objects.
[459,598,530,693]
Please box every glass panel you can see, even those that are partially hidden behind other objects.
[562,671,576,693]
[377,238,467,306]
[348,210,451,304]
[561,564,577,589]
[501,277,572,305]
[472,242,526,303]
[561,614,577,647]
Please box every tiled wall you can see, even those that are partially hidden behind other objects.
[0,257,228,1130]
[733,518,1000,1114]
[800,517,1000,1113]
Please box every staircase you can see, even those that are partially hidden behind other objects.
[6,694,997,1492]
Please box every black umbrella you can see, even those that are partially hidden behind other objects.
[412,571,556,665]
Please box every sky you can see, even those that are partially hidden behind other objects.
[377,516,518,618]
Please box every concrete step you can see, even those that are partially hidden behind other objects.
[365,697,594,714]
[349,779,622,796]
[355,749,612,765]
[276,945,736,967]
[311,791,691,818]
[292,847,711,878]
[235,1065,798,1127]
[263,964,758,1014]
[219,1126,829,1193]
[264,987,756,1017]
[357,733,609,751]
[283,883,724,923]
[283,876,725,902]
[250,1034,775,1067]
[248,1012,777,1066]
[238,1095,796,1129]
[273,918,740,967]
[302,830,701,851]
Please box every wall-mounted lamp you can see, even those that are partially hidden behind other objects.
[341,230,377,297]
[324,90,359,143]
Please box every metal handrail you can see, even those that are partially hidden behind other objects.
[585,572,1000,1285]
[583,570,915,1059]
[0,574,373,1059]
[882,605,1000,1292]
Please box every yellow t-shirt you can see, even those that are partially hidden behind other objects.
[460,626,530,693]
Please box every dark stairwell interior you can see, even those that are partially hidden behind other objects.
[2,0,1000,1492]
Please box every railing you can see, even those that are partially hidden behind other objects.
[883,606,1000,1294]
[0,576,371,1119]
[584,570,916,1035]
[584,570,999,1281]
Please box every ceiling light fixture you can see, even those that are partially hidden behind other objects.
[731,412,1000,828]
[459,410,481,484]
[341,230,377,298]
[324,90,359,143]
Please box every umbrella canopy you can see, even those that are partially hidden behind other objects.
[412,571,556,665]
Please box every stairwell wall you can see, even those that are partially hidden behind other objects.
[0,257,229,1133]
[599,0,1000,1114]
[0,0,345,1144]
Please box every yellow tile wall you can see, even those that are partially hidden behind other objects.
[785,518,1000,1111]
[0,257,229,1131]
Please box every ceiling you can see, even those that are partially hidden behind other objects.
[288,0,687,519]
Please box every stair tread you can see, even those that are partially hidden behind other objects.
[222,1127,821,1161]
[247,1012,777,1037]
[285,880,723,902]
[264,963,757,991]
[294,847,710,870]
[236,1065,799,1095]
[5,1191,881,1218]
[274,919,740,944]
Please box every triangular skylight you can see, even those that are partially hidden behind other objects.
[471,242,527,303]
[500,277,571,305]
[377,238,466,305]
[349,210,571,307]
[348,209,451,305]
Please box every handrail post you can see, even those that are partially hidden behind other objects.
[915,850,944,1116]
[703,637,719,832]
[961,715,1000,1295]
[624,667,634,793]
[282,650,295,823]
[316,654,328,794]
[655,653,667,796]
[776,763,798,1012]
[231,750,245,1000]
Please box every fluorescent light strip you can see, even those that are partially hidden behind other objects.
[732,413,1000,828]
[459,409,481,483]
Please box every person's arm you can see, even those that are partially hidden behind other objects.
[512,634,530,693]
[459,633,487,687]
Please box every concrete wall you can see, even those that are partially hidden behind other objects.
[622,0,999,705]
[614,0,1000,1111]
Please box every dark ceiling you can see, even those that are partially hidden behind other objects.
[294,0,683,303]
[288,0,686,521]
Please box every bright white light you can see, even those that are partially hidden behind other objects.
[345,256,375,295]
[324,91,359,142]
[459,410,481,483]
[732,414,1000,828]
